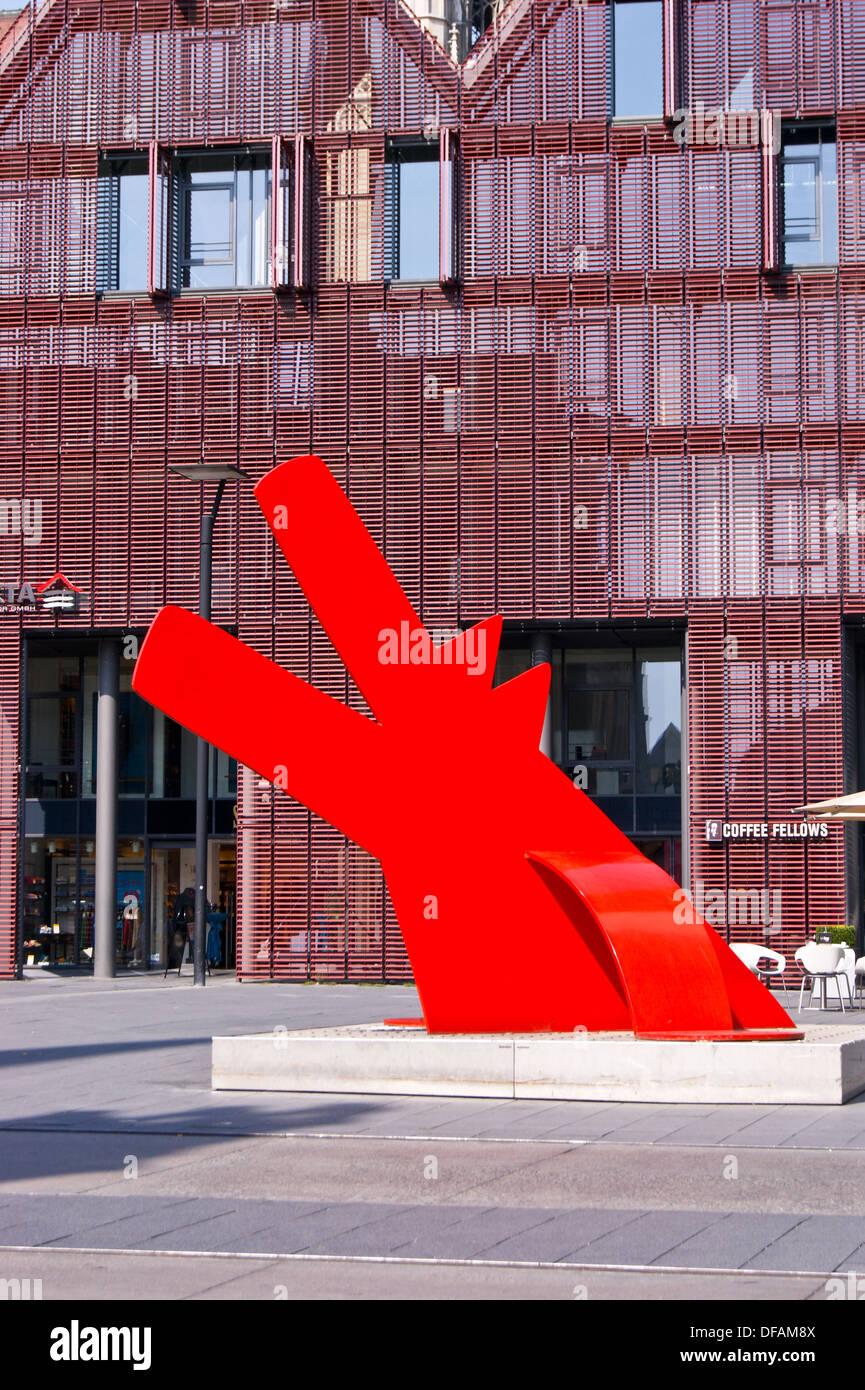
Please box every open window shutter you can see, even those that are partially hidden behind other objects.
[439,127,458,284]
[761,111,778,271]
[270,135,291,291]
[147,141,171,296]
[384,157,398,280]
[292,134,311,291]
[96,165,119,292]
[662,0,679,119]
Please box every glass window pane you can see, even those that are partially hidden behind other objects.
[117,172,149,291]
[187,185,233,261]
[27,656,80,693]
[155,715,197,798]
[23,837,83,964]
[399,161,439,279]
[251,165,270,286]
[117,690,147,798]
[565,650,632,686]
[821,138,838,263]
[493,647,532,687]
[568,689,630,762]
[783,159,819,238]
[635,652,682,794]
[782,130,837,266]
[27,695,77,784]
[614,1,663,117]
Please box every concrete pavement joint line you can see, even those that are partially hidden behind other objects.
[0,1241,837,1281]
[5,1124,865,1155]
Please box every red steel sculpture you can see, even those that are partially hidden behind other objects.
[133,456,801,1041]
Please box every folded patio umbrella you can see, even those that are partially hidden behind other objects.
[792,791,865,820]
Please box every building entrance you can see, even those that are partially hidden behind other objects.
[148,841,236,970]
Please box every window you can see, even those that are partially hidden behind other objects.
[781,125,838,267]
[613,1,664,118]
[98,143,309,294]
[386,142,440,281]
[97,155,149,293]
[177,150,270,289]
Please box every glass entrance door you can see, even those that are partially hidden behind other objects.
[149,845,197,968]
[148,842,236,969]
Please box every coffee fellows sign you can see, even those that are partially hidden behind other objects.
[705,820,830,841]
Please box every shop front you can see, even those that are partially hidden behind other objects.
[21,640,237,971]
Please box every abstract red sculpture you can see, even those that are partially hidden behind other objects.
[133,455,801,1041]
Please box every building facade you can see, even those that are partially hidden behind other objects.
[0,0,863,981]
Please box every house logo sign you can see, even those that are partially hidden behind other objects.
[0,572,88,615]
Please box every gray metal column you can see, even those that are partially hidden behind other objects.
[193,487,223,986]
[94,638,119,979]
[530,633,553,758]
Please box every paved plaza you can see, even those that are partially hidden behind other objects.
[1,971,864,1299]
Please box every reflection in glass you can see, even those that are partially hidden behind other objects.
[568,689,630,762]
[179,152,271,289]
[22,837,89,966]
[493,647,532,688]
[493,646,563,763]
[782,128,837,266]
[565,650,632,687]
[27,656,80,693]
[635,650,681,794]
[582,766,634,795]
[26,696,78,798]
[152,709,197,798]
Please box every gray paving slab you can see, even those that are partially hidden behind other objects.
[723,1114,848,1148]
[0,1193,194,1245]
[746,1215,865,1273]
[45,1196,236,1247]
[466,1207,642,1264]
[653,1213,805,1269]
[141,1205,323,1253]
[378,1204,559,1260]
[248,1201,417,1252]
[563,1208,724,1265]
[295,1201,486,1256]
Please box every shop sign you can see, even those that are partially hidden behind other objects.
[705,820,830,841]
[0,572,88,615]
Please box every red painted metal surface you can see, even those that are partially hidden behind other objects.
[0,0,860,981]
[133,453,800,1038]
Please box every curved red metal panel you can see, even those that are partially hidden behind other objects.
[526,850,802,1041]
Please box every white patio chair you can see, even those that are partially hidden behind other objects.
[794,943,852,1012]
[729,942,787,985]
[729,943,762,974]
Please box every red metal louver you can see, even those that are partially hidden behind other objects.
[761,110,778,272]
[147,139,171,297]
[439,125,458,284]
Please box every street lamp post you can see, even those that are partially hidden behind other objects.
[169,462,250,986]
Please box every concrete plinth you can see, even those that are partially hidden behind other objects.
[212,1023,865,1105]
